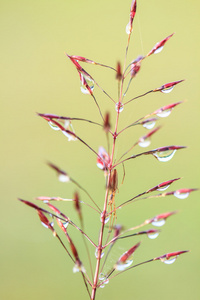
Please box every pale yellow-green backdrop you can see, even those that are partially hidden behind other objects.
[1,0,200,299]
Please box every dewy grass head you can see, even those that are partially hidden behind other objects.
[19,1,198,299]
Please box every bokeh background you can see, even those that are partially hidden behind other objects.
[1,0,200,299]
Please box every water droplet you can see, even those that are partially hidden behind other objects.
[100,212,110,224]
[62,130,77,141]
[41,222,49,229]
[80,77,94,94]
[99,279,109,288]
[73,262,86,273]
[63,222,69,228]
[157,185,170,191]
[143,121,156,130]
[126,23,132,35]
[152,219,166,227]
[138,137,151,148]
[162,257,177,264]
[41,219,54,229]
[174,191,190,199]
[95,248,104,259]
[153,149,176,162]
[49,121,60,131]
[160,86,174,94]
[115,102,124,113]
[99,273,106,281]
[63,120,70,129]
[99,273,109,288]
[115,259,133,271]
[154,46,164,54]
[58,174,70,183]
[147,231,159,239]
[156,109,172,118]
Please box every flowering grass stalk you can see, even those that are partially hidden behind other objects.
[19,1,198,299]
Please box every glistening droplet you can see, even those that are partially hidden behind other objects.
[115,259,133,271]
[63,222,69,228]
[160,86,174,94]
[154,46,164,54]
[174,191,190,199]
[153,149,176,162]
[100,212,110,224]
[157,185,170,191]
[162,257,177,264]
[80,77,94,94]
[138,137,151,148]
[99,273,109,288]
[58,174,70,182]
[147,231,159,239]
[49,121,60,131]
[152,219,166,227]
[143,121,156,130]
[156,109,172,118]
[126,23,132,35]
[99,279,109,288]
[95,249,104,259]
[115,102,124,113]
[99,273,106,281]
[73,262,86,273]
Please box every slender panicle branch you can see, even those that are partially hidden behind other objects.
[18,198,97,247]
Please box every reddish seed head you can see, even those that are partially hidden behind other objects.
[155,250,189,261]
[109,169,118,192]
[79,72,94,95]
[141,118,158,126]
[153,145,186,152]
[37,210,50,227]
[103,112,111,132]
[175,188,198,194]
[70,240,79,261]
[154,211,177,221]
[130,55,143,78]
[137,229,159,235]
[118,242,141,263]
[154,80,184,92]
[47,162,67,176]
[141,126,161,140]
[37,113,60,119]
[57,218,67,233]
[37,210,55,234]
[147,178,180,193]
[147,33,174,56]
[153,101,183,115]
[47,162,70,182]
[149,211,177,224]
[74,192,82,221]
[97,147,110,171]
[126,0,137,34]
[66,53,83,72]
[70,55,95,65]
[46,203,61,215]
[116,62,122,80]
[113,225,122,238]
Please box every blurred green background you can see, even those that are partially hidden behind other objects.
[1,0,200,299]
